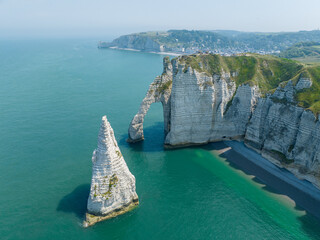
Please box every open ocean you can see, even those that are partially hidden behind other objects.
[1,39,320,240]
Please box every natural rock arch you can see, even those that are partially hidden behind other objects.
[127,57,172,142]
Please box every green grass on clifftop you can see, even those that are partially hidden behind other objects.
[176,53,320,115]
[295,67,320,115]
[178,54,303,93]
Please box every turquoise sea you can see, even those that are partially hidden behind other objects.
[1,39,320,240]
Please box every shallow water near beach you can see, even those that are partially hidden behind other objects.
[1,39,320,240]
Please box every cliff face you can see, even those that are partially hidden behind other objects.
[165,64,261,145]
[128,54,320,188]
[85,116,138,227]
[245,81,320,186]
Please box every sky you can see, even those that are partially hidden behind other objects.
[0,0,319,39]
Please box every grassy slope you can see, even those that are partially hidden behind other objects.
[176,54,320,115]
[280,42,320,64]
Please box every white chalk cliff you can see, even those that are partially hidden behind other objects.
[128,54,320,189]
[85,116,138,227]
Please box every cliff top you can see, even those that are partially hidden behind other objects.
[174,53,320,115]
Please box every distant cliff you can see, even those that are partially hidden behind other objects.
[99,33,162,52]
[99,29,320,54]
[128,54,320,188]
[99,30,232,53]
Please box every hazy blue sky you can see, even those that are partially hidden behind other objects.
[1,0,319,38]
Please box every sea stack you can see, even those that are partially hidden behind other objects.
[84,116,139,227]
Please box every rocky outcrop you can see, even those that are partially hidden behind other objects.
[84,116,138,227]
[128,54,320,188]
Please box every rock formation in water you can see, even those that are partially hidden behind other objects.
[84,116,138,227]
[128,53,320,188]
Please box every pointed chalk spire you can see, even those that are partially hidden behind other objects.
[84,116,139,227]
[97,115,115,151]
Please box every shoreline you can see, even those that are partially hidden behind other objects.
[107,46,182,56]
[209,141,320,219]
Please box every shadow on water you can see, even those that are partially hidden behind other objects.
[119,121,165,153]
[298,213,320,239]
[56,184,90,220]
[202,142,287,197]
[201,141,228,152]
[203,142,320,223]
